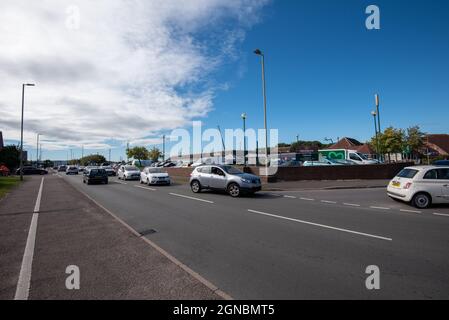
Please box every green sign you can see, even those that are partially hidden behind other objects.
[319,150,345,160]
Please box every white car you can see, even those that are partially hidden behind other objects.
[387,166,449,208]
[140,167,171,185]
[117,165,141,180]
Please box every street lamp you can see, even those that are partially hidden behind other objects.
[36,133,40,167]
[254,49,269,173]
[241,113,247,166]
[371,111,380,159]
[20,83,35,181]
[162,134,166,162]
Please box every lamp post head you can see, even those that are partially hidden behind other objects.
[25,83,35,86]
[254,49,263,56]
[241,113,247,119]
[371,111,377,117]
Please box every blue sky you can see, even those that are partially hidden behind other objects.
[2,0,448,161]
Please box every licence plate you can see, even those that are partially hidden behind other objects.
[391,181,401,187]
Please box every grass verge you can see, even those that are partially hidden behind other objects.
[0,176,21,199]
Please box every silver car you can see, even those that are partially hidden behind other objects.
[190,165,262,197]
[117,165,141,180]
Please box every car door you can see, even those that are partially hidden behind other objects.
[437,169,449,202]
[209,166,227,190]
[422,169,443,203]
[197,166,212,187]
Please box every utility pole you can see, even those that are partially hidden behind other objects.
[19,83,35,181]
[109,148,111,162]
[162,135,166,162]
[36,133,40,167]
[241,113,247,166]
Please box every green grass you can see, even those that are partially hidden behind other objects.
[0,176,21,199]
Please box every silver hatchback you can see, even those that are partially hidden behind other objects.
[190,165,262,197]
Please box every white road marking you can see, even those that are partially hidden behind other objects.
[400,209,421,214]
[343,203,361,207]
[433,212,449,217]
[15,177,44,300]
[283,195,297,199]
[134,185,156,191]
[370,206,391,210]
[300,197,315,201]
[169,193,214,204]
[114,181,127,185]
[247,209,392,241]
[321,200,337,204]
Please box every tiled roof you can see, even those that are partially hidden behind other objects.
[426,134,449,155]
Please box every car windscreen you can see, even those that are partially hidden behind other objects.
[222,166,243,174]
[89,169,105,175]
[396,168,419,179]
[125,166,139,171]
[148,168,163,173]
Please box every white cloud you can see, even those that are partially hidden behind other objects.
[0,0,268,149]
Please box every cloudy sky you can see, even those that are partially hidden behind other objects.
[0,0,269,155]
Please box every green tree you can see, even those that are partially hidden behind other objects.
[126,146,149,165]
[0,145,21,170]
[78,154,107,166]
[379,127,405,162]
[405,126,425,158]
[289,140,326,152]
[148,147,162,162]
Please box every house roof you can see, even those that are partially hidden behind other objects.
[327,137,363,150]
[426,134,449,155]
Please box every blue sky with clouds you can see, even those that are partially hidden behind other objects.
[2,0,448,161]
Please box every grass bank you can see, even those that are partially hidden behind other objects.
[0,176,21,199]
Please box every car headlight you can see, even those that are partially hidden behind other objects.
[241,178,251,184]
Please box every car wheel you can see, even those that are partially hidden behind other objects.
[140,178,143,184]
[87,180,91,185]
[191,180,201,193]
[146,178,150,185]
[227,183,240,198]
[412,193,432,209]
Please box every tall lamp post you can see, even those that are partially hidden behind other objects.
[241,113,247,166]
[162,134,166,162]
[20,83,35,181]
[371,111,379,159]
[36,133,40,167]
[254,49,269,174]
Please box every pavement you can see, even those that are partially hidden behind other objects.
[0,175,223,300]
[2,172,449,299]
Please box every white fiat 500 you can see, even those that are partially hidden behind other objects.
[140,167,171,185]
[387,166,449,208]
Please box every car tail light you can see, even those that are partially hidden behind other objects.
[404,182,412,189]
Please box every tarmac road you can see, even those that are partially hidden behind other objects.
[59,172,449,299]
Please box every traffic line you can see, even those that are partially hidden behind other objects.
[134,185,156,191]
[321,200,337,204]
[300,197,315,201]
[114,181,127,185]
[400,209,421,214]
[169,193,214,204]
[343,203,361,207]
[247,209,392,241]
[15,177,44,300]
[370,206,391,210]
[283,195,297,199]
[433,212,449,217]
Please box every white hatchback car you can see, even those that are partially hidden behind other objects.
[117,165,141,180]
[387,166,449,208]
[140,167,171,185]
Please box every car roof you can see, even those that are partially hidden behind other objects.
[403,165,449,171]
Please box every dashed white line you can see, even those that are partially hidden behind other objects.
[400,209,421,214]
[433,212,449,217]
[370,206,391,210]
[247,209,392,241]
[169,193,214,204]
[134,185,156,191]
[283,195,297,199]
[114,181,127,185]
[15,177,44,300]
[343,203,361,207]
[321,200,337,204]
[300,197,315,201]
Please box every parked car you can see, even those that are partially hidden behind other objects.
[434,160,449,166]
[0,164,10,176]
[387,166,449,209]
[117,165,141,180]
[66,166,79,175]
[279,160,302,167]
[15,167,48,175]
[57,165,67,172]
[302,161,332,167]
[100,165,116,176]
[83,168,108,185]
[190,165,261,197]
[140,167,171,185]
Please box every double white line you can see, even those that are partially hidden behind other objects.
[15,177,44,300]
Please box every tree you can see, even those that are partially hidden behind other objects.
[43,160,54,168]
[405,126,425,158]
[289,140,326,152]
[126,146,149,165]
[0,145,21,170]
[148,147,162,162]
[78,154,107,166]
[379,127,405,162]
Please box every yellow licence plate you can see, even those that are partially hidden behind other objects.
[392,181,401,187]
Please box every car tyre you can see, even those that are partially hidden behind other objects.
[191,180,201,193]
[227,183,241,198]
[412,192,432,209]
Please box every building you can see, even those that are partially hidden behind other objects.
[424,134,449,157]
[326,137,375,156]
